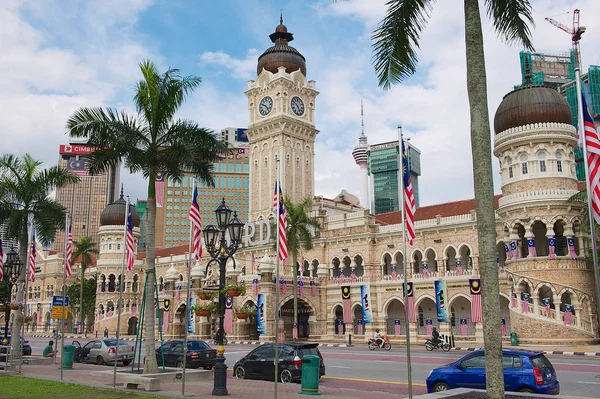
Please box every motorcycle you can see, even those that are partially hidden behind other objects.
[367,335,391,351]
[213,332,228,346]
[425,339,451,352]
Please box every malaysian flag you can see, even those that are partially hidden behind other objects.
[401,139,416,245]
[155,172,165,208]
[0,236,3,281]
[298,280,304,297]
[273,179,288,261]
[189,185,203,260]
[394,319,401,336]
[548,237,557,259]
[28,234,36,282]
[521,293,530,314]
[505,243,512,260]
[65,225,73,278]
[459,318,468,336]
[126,205,135,271]
[568,237,578,259]
[292,321,298,340]
[422,263,429,279]
[67,157,89,176]
[563,304,573,325]
[542,297,551,317]
[404,282,416,323]
[341,286,352,323]
[510,241,519,259]
[469,279,482,323]
[455,260,463,276]
[501,318,507,336]
[425,319,433,336]
[357,319,363,335]
[582,94,600,224]
[391,265,397,279]
[527,238,536,257]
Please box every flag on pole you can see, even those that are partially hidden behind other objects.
[126,205,135,271]
[189,185,203,260]
[469,279,482,323]
[563,304,573,325]
[527,238,537,257]
[65,225,73,278]
[341,286,352,323]
[0,236,4,281]
[459,318,468,336]
[582,94,600,224]
[273,179,288,261]
[394,319,401,336]
[404,282,416,323]
[28,234,36,282]
[155,172,165,208]
[401,139,416,245]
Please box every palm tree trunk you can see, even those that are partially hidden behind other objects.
[143,181,159,374]
[292,253,298,335]
[11,230,29,362]
[80,265,85,335]
[464,0,504,397]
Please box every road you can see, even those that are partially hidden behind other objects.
[24,336,600,397]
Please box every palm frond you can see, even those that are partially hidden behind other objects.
[371,0,435,89]
[485,0,535,50]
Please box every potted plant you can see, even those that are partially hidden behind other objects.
[24,316,33,324]
[0,304,6,312]
[235,305,254,320]
[193,301,216,317]
[197,290,217,301]
[10,302,23,311]
[222,283,246,297]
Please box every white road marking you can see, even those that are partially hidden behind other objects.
[329,366,350,369]
[576,381,600,385]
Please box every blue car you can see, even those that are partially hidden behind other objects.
[426,349,559,395]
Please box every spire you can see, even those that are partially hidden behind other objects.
[120,184,124,199]
[360,99,365,138]
[280,10,283,25]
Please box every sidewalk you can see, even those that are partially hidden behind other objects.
[14,362,424,399]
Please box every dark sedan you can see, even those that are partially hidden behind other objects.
[234,343,325,383]
[155,340,217,370]
[0,337,31,356]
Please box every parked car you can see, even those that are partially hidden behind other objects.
[155,340,217,370]
[74,339,134,366]
[426,349,559,395]
[233,343,325,383]
[0,336,31,356]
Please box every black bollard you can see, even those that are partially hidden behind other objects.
[348,333,353,347]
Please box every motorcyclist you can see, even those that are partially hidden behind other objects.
[431,326,441,347]
[373,328,383,348]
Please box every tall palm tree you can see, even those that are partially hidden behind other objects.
[0,153,78,359]
[67,60,228,373]
[371,1,534,396]
[284,198,320,334]
[72,236,98,335]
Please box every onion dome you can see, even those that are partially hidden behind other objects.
[257,15,306,76]
[494,64,572,134]
[99,187,140,227]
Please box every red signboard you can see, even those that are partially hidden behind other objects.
[59,145,99,155]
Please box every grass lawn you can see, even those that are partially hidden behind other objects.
[0,376,161,399]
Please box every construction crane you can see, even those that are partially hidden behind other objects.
[545,9,586,70]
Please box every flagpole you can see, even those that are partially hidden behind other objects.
[182,176,196,397]
[575,67,600,328]
[60,213,69,381]
[397,127,413,399]
[274,160,281,399]
[18,215,34,374]
[113,196,129,388]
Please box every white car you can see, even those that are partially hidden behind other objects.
[75,339,134,366]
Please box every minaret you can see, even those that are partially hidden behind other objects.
[352,100,369,209]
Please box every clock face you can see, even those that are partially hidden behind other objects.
[259,96,273,116]
[291,96,305,116]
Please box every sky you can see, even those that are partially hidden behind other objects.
[2,0,600,209]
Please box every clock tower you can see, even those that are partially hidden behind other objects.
[245,17,319,221]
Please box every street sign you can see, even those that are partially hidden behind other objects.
[52,296,70,307]
[51,306,68,319]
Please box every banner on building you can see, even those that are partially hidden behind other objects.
[360,284,373,323]
[435,280,449,322]
[403,282,416,323]
[341,286,352,324]
[188,297,196,334]
[257,293,267,335]
[224,296,233,334]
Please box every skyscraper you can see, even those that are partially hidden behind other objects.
[368,140,421,214]
[53,144,120,252]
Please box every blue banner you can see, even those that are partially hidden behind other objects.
[435,280,449,322]
[360,285,373,323]
[188,297,196,334]
[257,293,267,335]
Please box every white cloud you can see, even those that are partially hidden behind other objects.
[200,49,260,80]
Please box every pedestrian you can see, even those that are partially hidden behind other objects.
[43,340,56,357]
[104,327,108,338]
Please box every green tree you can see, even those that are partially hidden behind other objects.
[283,198,320,331]
[66,60,228,373]
[0,153,78,358]
[66,277,97,330]
[371,1,534,396]
[71,236,98,334]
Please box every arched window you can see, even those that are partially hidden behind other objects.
[538,152,547,173]
[507,157,513,179]
[556,152,563,173]
[520,154,528,175]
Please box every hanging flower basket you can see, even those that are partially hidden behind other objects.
[227,289,240,297]
[192,301,216,317]
[222,283,245,297]
[17,315,24,323]
[195,309,210,317]
[0,306,6,312]
[24,316,33,324]
[198,292,213,301]
[235,312,249,320]
[10,303,23,311]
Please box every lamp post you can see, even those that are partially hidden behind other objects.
[202,198,244,396]
[3,248,24,343]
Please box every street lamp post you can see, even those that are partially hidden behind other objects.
[202,198,244,396]
[2,248,24,343]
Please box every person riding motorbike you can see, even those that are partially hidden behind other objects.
[431,326,441,348]
[373,328,383,348]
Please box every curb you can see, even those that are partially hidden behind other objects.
[453,347,600,357]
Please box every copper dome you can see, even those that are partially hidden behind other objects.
[257,17,306,76]
[100,192,140,227]
[494,82,573,134]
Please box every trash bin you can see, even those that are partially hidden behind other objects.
[73,327,77,334]
[510,332,518,346]
[299,355,321,396]
[62,345,75,369]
